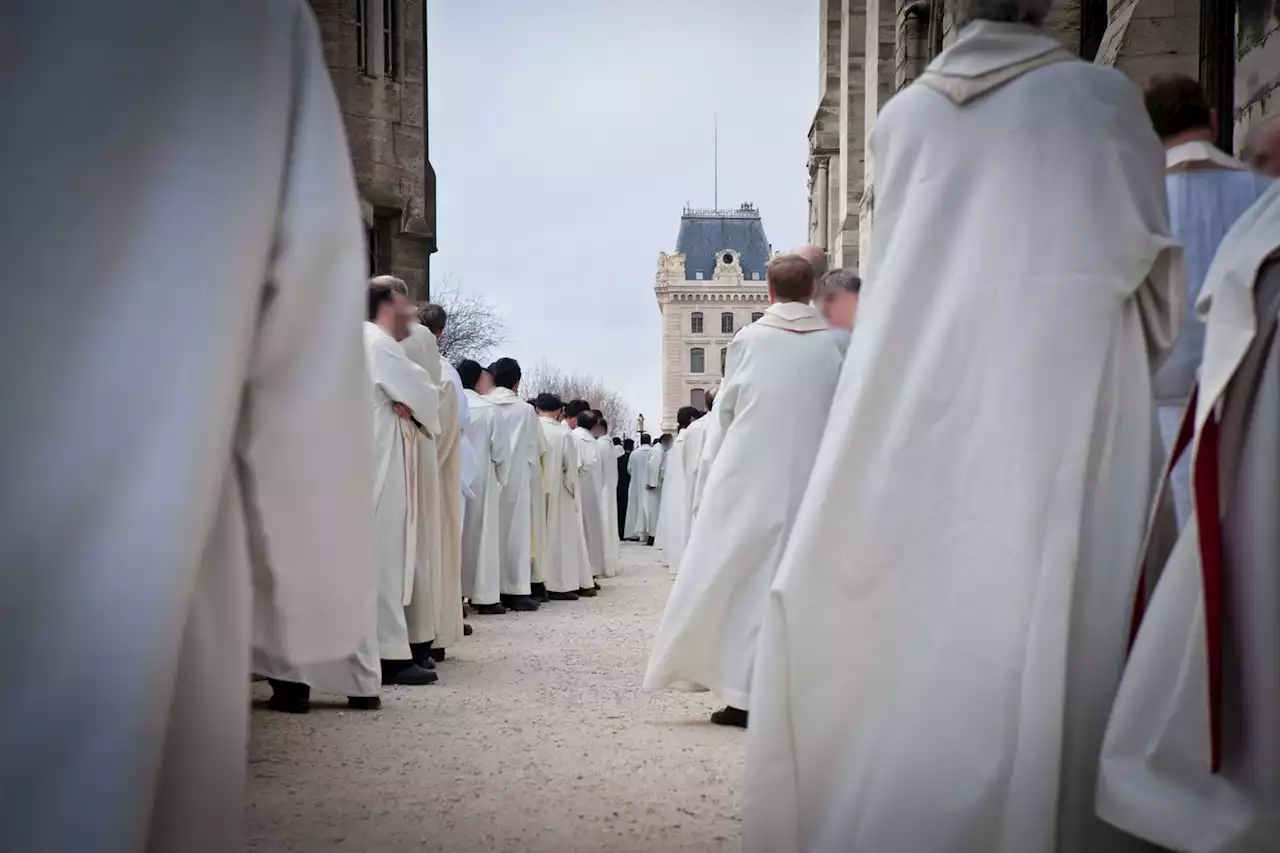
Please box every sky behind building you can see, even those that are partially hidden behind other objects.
[427,0,817,430]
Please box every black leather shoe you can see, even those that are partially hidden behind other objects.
[409,642,438,669]
[548,590,579,601]
[266,679,311,714]
[472,602,507,615]
[430,646,446,662]
[710,706,748,728]
[578,587,598,598]
[530,582,550,602]
[502,594,540,612]
[463,622,474,636]
[347,696,382,711]
[381,661,438,686]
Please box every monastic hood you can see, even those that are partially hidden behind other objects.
[918,20,1075,106]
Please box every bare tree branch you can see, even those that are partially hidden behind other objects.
[431,274,506,363]
[522,358,635,439]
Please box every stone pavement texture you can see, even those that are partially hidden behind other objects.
[246,543,743,852]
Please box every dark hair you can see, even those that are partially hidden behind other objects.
[597,417,609,432]
[419,303,447,334]
[457,359,483,391]
[623,438,635,452]
[534,393,564,413]
[564,399,591,419]
[640,433,652,446]
[705,388,716,411]
[368,281,397,322]
[676,406,700,430]
[1144,74,1212,141]
[590,408,604,419]
[659,432,674,446]
[819,269,862,296]
[613,437,623,446]
[576,410,599,431]
[767,254,817,302]
[488,358,521,390]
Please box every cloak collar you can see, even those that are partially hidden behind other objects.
[486,387,521,405]
[363,320,393,343]
[1166,140,1250,173]
[464,388,491,406]
[918,21,1074,106]
[755,301,830,334]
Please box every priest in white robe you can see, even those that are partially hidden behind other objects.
[643,436,669,541]
[594,416,621,578]
[655,408,700,574]
[1098,183,1280,853]
[484,358,541,611]
[572,409,608,584]
[743,10,1183,853]
[0,3,377,849]
[536,395,592,600]
[683,390,715,520]
[1144,74,1271,525]
[459,361,509,612]
[528,407,551,600]
[624,435,655,541]
[423,305,470,648]
[363,286,440,688]
[644,257,842,728]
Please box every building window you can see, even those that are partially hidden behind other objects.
[720,347,728,375]
[721,312,734,334]
[1080,0,1107,61]
[695,271,704,280]
[368,211,394,277]
[1201,0,1235,153]
[690,348,705,374]
[355,0,368,73]
[751,311,764,323]
[383,0,399,78]
[690,312,704,334]
[752,272,760,281]
[690,388,704,408]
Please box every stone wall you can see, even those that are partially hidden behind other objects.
[1237,0,1280,147]
[310,0,436,300]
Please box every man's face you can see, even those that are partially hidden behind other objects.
[819,289,859,331]
[383,291,412,341]
[477,370,495,395]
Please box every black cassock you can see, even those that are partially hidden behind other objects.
[616,452,631,539]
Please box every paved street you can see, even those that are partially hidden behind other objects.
[246,544,743,852]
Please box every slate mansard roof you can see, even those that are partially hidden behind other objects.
[675,204,771,281]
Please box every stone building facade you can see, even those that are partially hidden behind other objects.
[654,206,772,432]
[808,0,1280,275]
[310,0,436,300]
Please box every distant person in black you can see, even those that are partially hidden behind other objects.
[616,438,634,538]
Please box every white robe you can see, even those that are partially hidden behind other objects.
[744,22,1183,853]
[485,387,540,596]
[644,303,842,709]
[1153,142,1271,525]
[364,322,439,661]
[1098,183,1280,853]
[399,324,444,648]
[597,436,622,577]
[436,359,468,646]
[529,422,550,586]
[644,445,666,531]
[624,445,654,538]
[574,426,607,577]
[0,3,374,850]
[461,390,509,606]
[654,432,690,573]
[681,416,709,514]
[538,418,592,594]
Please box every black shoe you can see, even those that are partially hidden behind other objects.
[501,594,540,612]
[548,590,579,601]
[710,706,748,728]
[430,646,446,662]
[472,602,507,615]
[646,537,656,546]
[463,622,474,636]
[266,679,311,714]
[593,581,601,590]
[381,660,439,686]
[409,642,438,669]
[347,696,382,711]
[530,582,550,602]
[578,586,598,598]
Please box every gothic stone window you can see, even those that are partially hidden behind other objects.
[690,312,704,334]
[751,311,763,323]
[690,388,704,408]
[690,347,706,374]
[383,0,399,78]
[721,312,734,334]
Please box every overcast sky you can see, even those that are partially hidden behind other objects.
[427,0,818,428]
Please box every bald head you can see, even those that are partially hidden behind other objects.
[767,254,818,303]
[793,244,829,278]
[370,274,409,296]
[1245,114,1280,178]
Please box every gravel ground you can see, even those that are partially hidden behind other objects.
[246,543,744,852]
